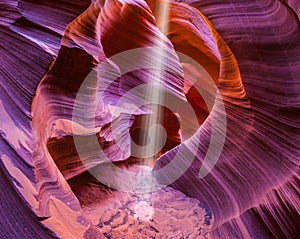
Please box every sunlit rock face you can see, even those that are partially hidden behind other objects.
[0,0,299,238]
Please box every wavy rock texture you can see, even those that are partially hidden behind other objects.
[0,0,299,238]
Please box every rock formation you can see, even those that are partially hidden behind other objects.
[0,0,299,238]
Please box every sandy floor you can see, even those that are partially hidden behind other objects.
[68,169,212,239]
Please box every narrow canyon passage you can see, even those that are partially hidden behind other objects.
[0,0,299,238]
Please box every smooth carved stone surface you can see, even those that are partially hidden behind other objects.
[0,0,299,238]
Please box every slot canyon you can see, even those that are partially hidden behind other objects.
[0,0,299,238]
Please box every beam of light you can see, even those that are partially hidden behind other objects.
[135,0,171,220]
[142,0,170,162]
